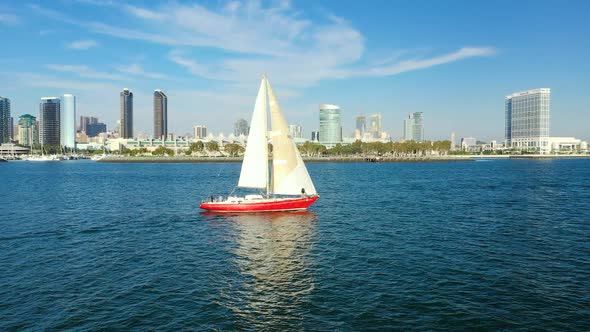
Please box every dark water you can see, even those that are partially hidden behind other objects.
[1,159,589,331]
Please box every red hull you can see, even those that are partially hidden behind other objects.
[200,195,319,212]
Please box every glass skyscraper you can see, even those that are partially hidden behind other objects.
[505,88,550,154]
[61,94,76,149]
[153,89,167,139]
[234,118,249,136]
[40,97,61,146]
[17,114,38,147]
[120,88,133,139]
[0,96,10,144]
[369,114,382,138]
[403,112,424,142]
[355,115,366,135]
[319,104,342,146]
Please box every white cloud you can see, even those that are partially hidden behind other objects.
[67,39,99,50]
[45,64,127,81]
[116,63,168,80]
[32,1,493,89]
[0,13,19,25]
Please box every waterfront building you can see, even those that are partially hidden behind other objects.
[505,88,550,154]
[87,122,107,137]
[61,94,76,149]
[461,137,477,148]
[355,115,366,136]
[311,131,319,142]
[194,125,207,139]
[450,132,456,151]
[80,116,98,133]
[120,88,133,139]
[319,104,342,146]
[288,124,303,139]
[17,114,38,147]
[153,89,167,139]
[0,97,10,143]
[234,118,249,136]
[9,117,14,141]
[403,112,424,142]
[40,97,61,146]
[369,114,382,138]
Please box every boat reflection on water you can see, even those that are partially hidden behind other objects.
[201,211,317,329]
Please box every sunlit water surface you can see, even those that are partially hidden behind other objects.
[1,160,589,330]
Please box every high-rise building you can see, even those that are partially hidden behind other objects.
[450,132,456,151]
[311,131,319,141]
[505,88,550,154]
[86,123,107,137]
[369,114,382,138]
[40,97,61,146]
[17,114,38,147]
[403,112,424,142]
[120,88,133,138]
[9,117,14,141]
[61,94,76,149]
[355,115,366,136]
[153,89,167,139]
[194,125,207,139]
[234,118,249,136]
[288,124,303,139]
[80,116,98,133]
[0,97,10,143]
[319,104,342,146]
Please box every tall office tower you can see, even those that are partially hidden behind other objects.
[450,132,456,151]
[0,96,10,143]
[194,125,207,139]
[61,94,76,149]
[153,89,168,139]
[356,115,366,136]
[86,122,107,137]
[40,97,61,146]
[120,88,133,138]
[9,117,14,140]
[319,104,342,146]
[17,114,38,147]
[233,118,249,136]
[403,112,424,142]
[79,116,98,133]
[311,131,319,141]
[505,88,550,154]
[369,114,382,138]
[288,124,303,139]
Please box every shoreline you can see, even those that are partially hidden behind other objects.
[95,154,590,163]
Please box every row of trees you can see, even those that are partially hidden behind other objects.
[299,140,452,157]
[110,139,452,157]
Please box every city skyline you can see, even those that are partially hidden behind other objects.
[0,1,589,141]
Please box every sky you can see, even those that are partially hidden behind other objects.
[0,0,589,141]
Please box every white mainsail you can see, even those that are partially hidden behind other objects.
[266,78,317,196]
[237,78,269,189]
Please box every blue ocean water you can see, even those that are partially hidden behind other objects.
[1,159,589,330]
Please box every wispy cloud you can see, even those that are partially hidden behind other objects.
[0,12,19,25]
[32,1,494,89]
[67,39,99,50]
[45,64,126,81]
[116,63,168,80]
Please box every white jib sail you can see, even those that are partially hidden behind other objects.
[238,78,269,189]
[266,78,317,196]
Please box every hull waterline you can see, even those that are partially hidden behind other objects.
[200,195,319,213]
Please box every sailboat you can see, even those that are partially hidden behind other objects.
[200,75,319,212]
